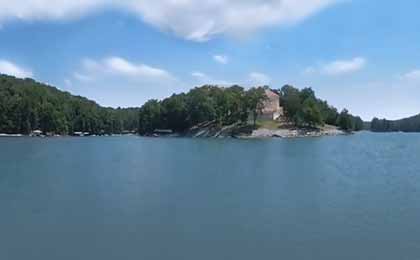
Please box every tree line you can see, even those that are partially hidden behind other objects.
[279,85,364,131]
[1,74,364,135]
[0,75,139,134]
[138,85,266,134]
[138,84,364,134]
[371,114,420,132]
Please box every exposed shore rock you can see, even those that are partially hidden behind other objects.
[180,121,346,139]
[248,127,345,139]
[184,121,252,138]
[0,133,24,137]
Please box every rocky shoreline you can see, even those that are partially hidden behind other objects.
[247,127,345,139]
[179,121,346,139]
[0,124,346,139]
[0,133,24,137]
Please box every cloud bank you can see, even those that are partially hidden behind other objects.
[74,56,174,82]
[322,57,366,75]
[191,71,232,86]
[304,57,367,76]
[0,0,339,41]
[191,70,273,87]
[68,56,180,107]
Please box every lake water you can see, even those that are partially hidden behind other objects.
[1,133,420,260]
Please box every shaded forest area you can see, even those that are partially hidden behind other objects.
[0,75,139,134]
[371,115,420,132]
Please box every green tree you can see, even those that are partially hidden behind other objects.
[280,85,301,118]
[245,87,266,126]
[138,100,162,134]
[186,86,216,125]
[354,116,364,131]
[161,94,189,131]
[295,98,323,127]
[317,100,339,125]
[337,109,354,132]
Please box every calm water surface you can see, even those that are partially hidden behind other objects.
[1,133,420,260]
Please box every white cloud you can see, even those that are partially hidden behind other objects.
[249,72,271,86]
[401,69,420,81]
[304,57,367,76]
[213,55,229,64]
[104,56,172,79]
[0,60,33,78]
[191,71,207,79]
[75,56,174,82]
[0,1,105,22]
[191,71,231,86]
[192,71,272,87]
[0,0,340,41]
[322,57,366,75]
[67,56,184,107]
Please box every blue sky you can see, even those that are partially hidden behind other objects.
[0,0,420,120]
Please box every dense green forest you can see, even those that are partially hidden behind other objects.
[138,84,363,134]
[279,85,363,132]
[371,114,420,132]
[138,85,266,134]
[0,75,139,134]
[1,74,363,135]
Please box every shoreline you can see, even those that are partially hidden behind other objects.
[0,133,136,138]
[0,123,347,139]
[245,127,346,139]
[0,131,345,139]
[0,133,24,137]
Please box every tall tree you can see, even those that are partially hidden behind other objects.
[296,98,323,127]
[138,100,162,134]
[245,87,266,126]
[337,109,354,131]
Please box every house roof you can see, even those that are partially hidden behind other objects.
[265,88,280,98]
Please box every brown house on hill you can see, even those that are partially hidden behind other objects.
[260,89,284,120]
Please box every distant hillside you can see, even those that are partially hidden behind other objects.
[371,114,420,132]
[0,75,139,134]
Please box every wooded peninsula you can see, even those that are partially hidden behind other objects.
[1,74,419,137]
